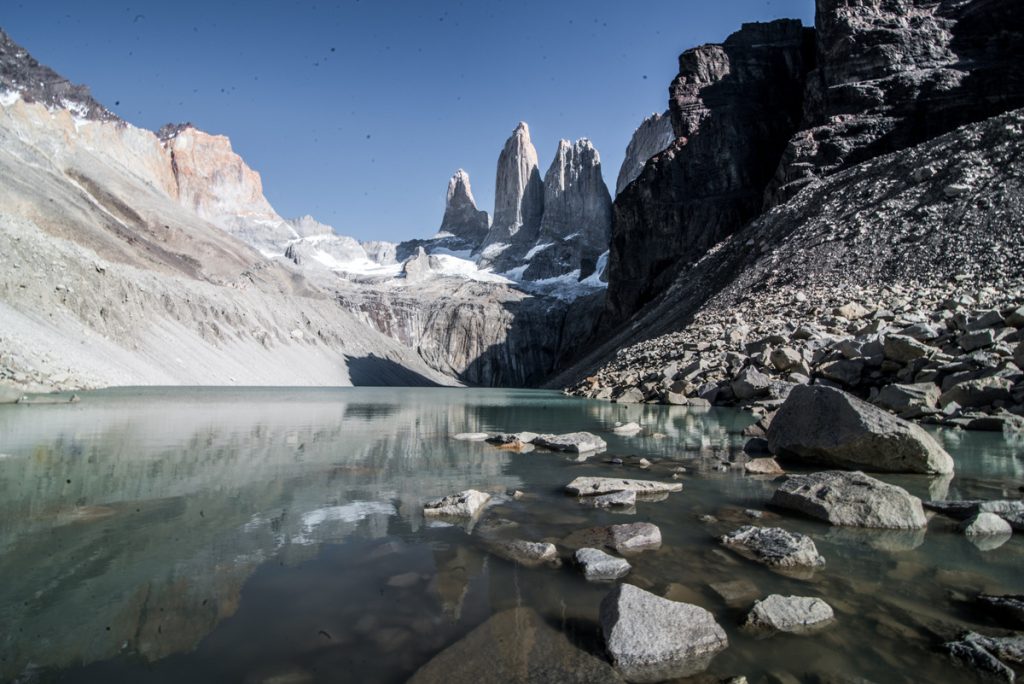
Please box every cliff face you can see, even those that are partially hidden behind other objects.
[606,20,813,324]
[766,0,1024,205]
[615,112,674,196]
[525,139,612,280]
[483,122,544,251]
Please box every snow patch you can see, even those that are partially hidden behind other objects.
[0,89,21,107]
[524,242,553,260]
[422,254,513,284]
[480,242,510,260]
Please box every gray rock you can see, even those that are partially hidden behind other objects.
[600,583,728,682]
[977,594,1024,629]
[962,512,1013,536]
[767,385,954,474]
[615,388,646,404]
[732,366,772,400]
[744,594,835,634]
[959,328,997,352]
[575,547,632,581]
[770,471,928,529]
[483,539,559,568]
[945,632,1021,682]
[424,490,490,518]
[584,490,638,509]
[563,522,663,556]
[533,432,608,453]
[874,383,941,412]
[939,376,1014,409]
[612,421,642,435]
[817,359,864,386]
[883,335,934,363]
[770,347,803,372]
[408,607,624,684]
[719,525,825,569]
[566,477,682,496]
[744,457,784,475]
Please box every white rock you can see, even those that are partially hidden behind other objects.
[423,490,490,518]
[745,594,835,633]
[575,547,631,581]
[566,477,682,496]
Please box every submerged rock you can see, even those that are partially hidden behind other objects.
[769,471,927,529]
[565,477,682,496]
[562,522,662,556]
[945,632,1024,682]
[483,539,559,568]
[533,432,608,453]
[600,583,728,682]
[767,385,954,474]
[744,594,835,634]
[977,594,1024,629]
[583,490,638,509]
[575,547,631,581]
[423,490,491,518]
[408,607,624,683]
[720,525,825,570]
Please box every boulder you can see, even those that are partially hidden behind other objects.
[575,547,631,581]
[424,490,490,518]
[483,539,559,568]
[744,594,835,634]
[600,584,728,682]
[770,347,803,372]
[959,329,997,352]
[962,512,1013,536]
[566,477,682,496]
[873,383,941,413]
[583,490,638,509]
[732,366,772,400]
[533,432,608,453]
[977,594,1024,629]
[615,388,646,404]
[719,525,825,570]
[945,632,1022,683]
[769,471,928,529]
[883,335,934,363]
[939,377,1014,409]
[817,359,864,386]
[744,458,784,475]
[407,607,624,684]
[767,385,954,474]
[562,523,662,556]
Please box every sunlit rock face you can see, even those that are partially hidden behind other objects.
[524,138,612,280]
[482,121,544,251]
[440,169,490,246]
[159,123,298,254]
[615,111,674,196]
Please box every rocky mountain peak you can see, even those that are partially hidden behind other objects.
[157,122,196,142]
[0,27,118,122]
[615,112,675,196]
[483,121,544,249]
[440,168,489,245]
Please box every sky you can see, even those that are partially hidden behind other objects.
[4,0,814,242]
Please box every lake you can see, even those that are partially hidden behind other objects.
[1,387,1021,682]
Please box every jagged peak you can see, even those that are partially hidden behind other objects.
[446,168,478,207]
[157,122,196,142]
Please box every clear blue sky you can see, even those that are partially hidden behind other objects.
[4,0,813,242]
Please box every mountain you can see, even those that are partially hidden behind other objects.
[0,29,602,391]
[614,112,674,196]
[556,0,1024,426]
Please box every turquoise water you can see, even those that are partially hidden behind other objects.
[0,387,1021,683]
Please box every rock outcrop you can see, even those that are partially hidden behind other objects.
[524,138,612,280]
[615,112,674,196]
[605,20,813,323]
[766,0,1024,206]
[0,28,116,122]
[439,169,489,246]
[482,122,544,251]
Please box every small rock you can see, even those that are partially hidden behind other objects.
[423,490,490,518]
[484,539,559,568]
[584,490,638,509]
[575,547,631,581]
[744,594,835,634]
[613,422,642,435]
[453,432,490,441]
[566,477,682,496]
[719,525,825,570]
[533,432,608,453]
[744,458,784,475]
[962,512,1013,536]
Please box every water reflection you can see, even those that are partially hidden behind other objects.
[0,388,1021,683]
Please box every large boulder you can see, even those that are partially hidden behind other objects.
[408,607,624,683]
[767,385,954,474]
[939,376,1014,409]
[769,471,928,529]
[600,584,728,682]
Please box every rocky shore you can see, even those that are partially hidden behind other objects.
[567,280,1024,434]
